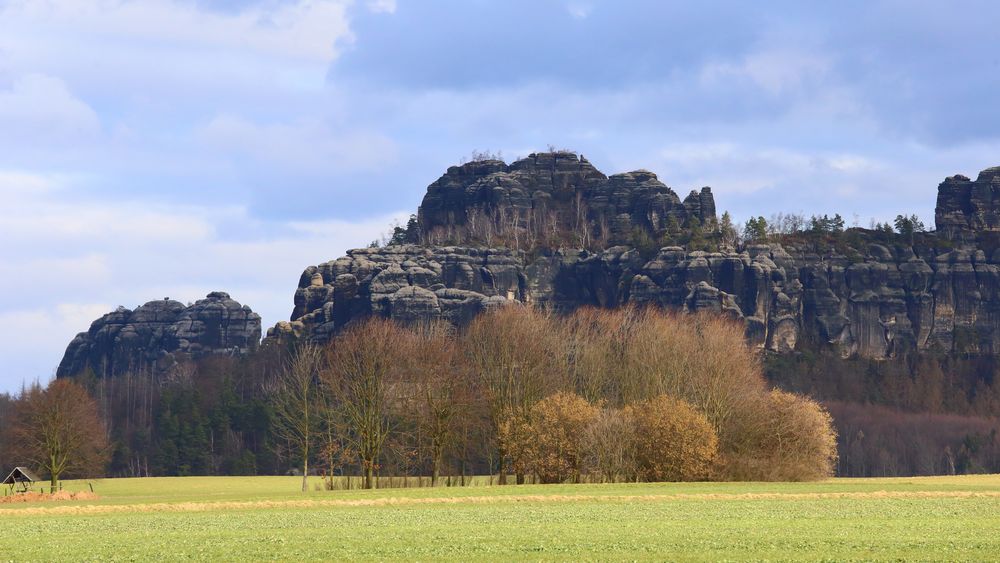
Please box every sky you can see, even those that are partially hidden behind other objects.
[1,0,999,392]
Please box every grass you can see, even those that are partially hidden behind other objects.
[2,475,1000,561]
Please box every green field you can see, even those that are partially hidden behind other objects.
[2,475,1000,561]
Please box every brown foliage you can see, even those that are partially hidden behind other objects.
[722,390,838,481]
[626,395,718,482]
[11,379,108,487]
[828,401,1000,477]
[561,307,766,428]
[560,306,837,481]
[463,305,568,482]
[395,322,469,485]
[502,392,599,484]
[583,407,638,482]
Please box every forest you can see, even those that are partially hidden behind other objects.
[0,306,838,487]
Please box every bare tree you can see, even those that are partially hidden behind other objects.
[400,322,467,486]
[12,379,108,490]
[463,305,567,484]
[323,319,402,489]
[270,343,325,492]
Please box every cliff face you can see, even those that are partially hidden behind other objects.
[56,153,1000,370]
[57,292,261,378]
[415,152,716,246]
[269,240,1000,359]
[270,157,1000,361]
[935,167,1000,241]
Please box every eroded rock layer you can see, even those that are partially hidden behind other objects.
[57,292,261,377]
[415,151,716,245]
[272,160,1000,360]
[57,155,1000,370]
[270,240,1000,359]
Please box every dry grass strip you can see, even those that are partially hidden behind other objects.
[0,491,98,505]
[3,490,1000,517]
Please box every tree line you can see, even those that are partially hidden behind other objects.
[0,306,838,489]
[767,350,1000,476]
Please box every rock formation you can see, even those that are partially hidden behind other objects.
[935,166,1000,241]
[414,151,716,247]
[270,155,1000,361]
[57,292,261,378]
[56,151,1000,371]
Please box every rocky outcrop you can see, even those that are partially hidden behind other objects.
[415,152,717,246]
[273,236,1000,359]
[56,155,1000,368]
[936,167,1000,240]
[270,162,1000,361]
[57,292,261,378]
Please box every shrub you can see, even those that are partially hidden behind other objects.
[504,392,599,484]
[722,390,838,481]
[626,395,718,482]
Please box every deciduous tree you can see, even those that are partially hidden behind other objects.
[463,305,567,484]
[323,319,403,489]
[270,343,325,492]
[12,379,108,489]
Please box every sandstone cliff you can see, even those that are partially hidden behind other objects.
[935,166,1000,240]
[57,152,1000,372]
[414,151,716,247]
[270,155,1000,361]
[57,292,261,377]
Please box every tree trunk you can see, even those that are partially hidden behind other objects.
[365,465,375,489]
[498,444,507,485]
[50,474,58,492]
[301,459,308,492]
[431,450,442,487]
[516,472,525,485]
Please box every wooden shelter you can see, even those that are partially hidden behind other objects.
[3,467,41,494]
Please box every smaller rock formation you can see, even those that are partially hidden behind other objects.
[935,166,1000,240]
[57,292,261,378]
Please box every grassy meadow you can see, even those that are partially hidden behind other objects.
[2,474,1000,561]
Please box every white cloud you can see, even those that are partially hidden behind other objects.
[0,0,353,63]
[0,74,101,141]
[654,142,882,196]
[367,0,397,14]
[0,304,112,389]
[0,170,217,244]
[566,3,593,19]
[199,114,397,172]
[699,50,832,95]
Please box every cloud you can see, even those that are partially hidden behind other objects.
[199,114,397,173]
[0,0,353,63]
[566,3,593,19]
[367,0,397,14]
[699,50,833,96]
[0,74,101,143]
[0,306,110,390]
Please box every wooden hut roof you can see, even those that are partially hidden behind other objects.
[2,467,41,485]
